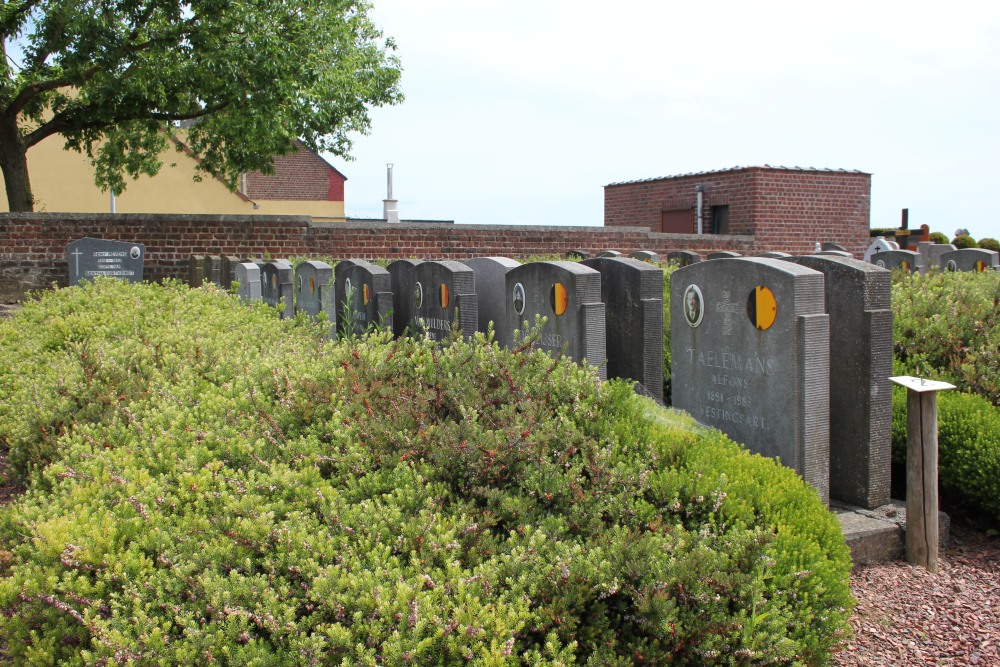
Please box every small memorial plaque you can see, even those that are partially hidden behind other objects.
[67,238,144,286]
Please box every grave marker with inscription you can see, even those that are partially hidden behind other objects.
[582,256,663,402]
[387,259,423,337]
[220,256,241,289]
[261,259,294,319]
[938,248,999,272]
[707,251,742,260]
[295,260,336,322]
[410,261,478,341]
[630,250,659,263]
[503,261,607,380]
[67,238,144,286]
[786,254,892,508]
[671,258,830,504]
[464,257,522,347]
[235,263,262,302]
[870,249,922,273]
[203,255,222,287]
[334,259,392,337]
[188,254,205,287]
[667,250,701,266]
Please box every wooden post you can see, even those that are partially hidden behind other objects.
[890,376,955,573]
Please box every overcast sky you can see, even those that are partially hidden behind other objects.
[328,0,1000,242]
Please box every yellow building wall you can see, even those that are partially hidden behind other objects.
[0,134,345,219]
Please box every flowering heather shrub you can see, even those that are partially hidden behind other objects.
[0,279,852,664]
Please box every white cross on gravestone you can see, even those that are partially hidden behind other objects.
[71,248,83,276]
[716,289,740,335]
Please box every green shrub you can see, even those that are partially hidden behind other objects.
[892,269,1000,406]
[951,234,978,249]
[0,280,853,665]
[661,262,679,405]
[928,231,950,245]
[978,237,1000,252]
[892,387,1000,522]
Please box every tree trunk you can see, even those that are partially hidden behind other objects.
[0,113,34,212]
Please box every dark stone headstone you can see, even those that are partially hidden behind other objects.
[582,257,663,402]
[870,249,922,273]
[503,261,606,380]
[707,251,742,259]
[938,248,999,272]
[630,250,659,263]
[220,256,241,289]
[671,258,830,504]
[816,250,853,258]
[410,261,478,341]
[234,263,262,302]
[785,254,892,508]
[565,250,591,260]
[295,260,335,322]
[203,255,222,287]
[387,259,423,337]
[667,250,701,266]
[66,238,144,286]
[597,250,622,258]
[261,259,294,319]
[463,257,522,347]
[188,254,205,287]
[757,251,792,259]
[334,259,392,337]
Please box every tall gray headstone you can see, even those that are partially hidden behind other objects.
[387,259,423,337]
[785,255,892,508]
[582,257,663,402]
[671,258,830,504]
[67,238,144,286]
[410,261,478,341]
[234,263,262,302]
[503,261,607,380]
[295,260,336,322]
[261,259,294,319]
[870,249,922,273]
[630,250,659,263]
[220,255,241,289]
[918,242,956,270]
[667,250,701,266]
[334,259,392,337]
[463,257,522,347]
[203,255,223,287]
[938,248,1000,272]
[188,254,205,287]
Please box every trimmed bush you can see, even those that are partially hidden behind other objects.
[978,237,1000,252]
[0,279,853,665]
[892,269,1000,406]
[928,231,950,245]
[892,387,1000,522]
[951,234,978,249]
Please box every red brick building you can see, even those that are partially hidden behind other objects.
[243,141,346,204]
[604,165,871,257]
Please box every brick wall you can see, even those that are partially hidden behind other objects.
[604,166,871,256]
[1,213,762,301]
[244,144,346,202]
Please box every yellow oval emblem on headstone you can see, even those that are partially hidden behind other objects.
[363,283,370,305]
[976,260,986,273]
[551,282,568,316]
[440,283,450,309]
[746,286,777,330]
[309,276,316,295]
[900,260,910,271]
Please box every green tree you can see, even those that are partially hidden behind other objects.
[0,0,402,211]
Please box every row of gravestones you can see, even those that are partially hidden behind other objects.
[864,238,1000,273]
[190,254,666,404]
[671,254,894,510]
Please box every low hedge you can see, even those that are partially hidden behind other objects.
[892,386,1000,522]
[0,279,853,665]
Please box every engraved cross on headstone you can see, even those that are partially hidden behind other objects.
[716,289,739,335]
[71,248,83,276]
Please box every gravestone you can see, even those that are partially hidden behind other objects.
[821,242,848,253]
[387,259,423,337]
[463,257,522,347]
[334,259,392,337]
[261,259,294,319]
[203,255,222,287]
[757,251,791,259]
[667,250,701,266]
[785,254,892,508]
[863,237,900,263]
[409,261,478,341]
[707,251,742,259]
[565,250,591,260]
[938,248,1000,272]
[918,242,956,270]
[503,261,607,380]
[597,250,622,258]
[234,263,262,302]
[188,254,205,287]
[220,256,241,289]
[67,238,144,286]
[581,257,663,402]
[671,258,830,504]
[295,260,336,322]
[630,250,659,263]
[870,249,922,273]
[816,250,853,258]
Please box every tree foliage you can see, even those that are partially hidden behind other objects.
[0,0,402,210]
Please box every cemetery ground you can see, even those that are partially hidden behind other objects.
[0,274,999,665]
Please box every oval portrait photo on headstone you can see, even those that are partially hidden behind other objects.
[413,281,423,309]
[512,282,525,316]
[130,246,141,260]
[683,284,703,327]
